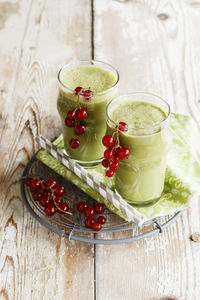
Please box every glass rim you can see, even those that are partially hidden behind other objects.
[106,92,171,132]
[57,59,120,96]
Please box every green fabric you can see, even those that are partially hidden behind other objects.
[36,113,200,222]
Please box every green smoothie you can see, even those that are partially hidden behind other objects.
[107,94,171,205]
[57,61,119,165]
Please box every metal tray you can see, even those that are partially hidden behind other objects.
[20,151,183,245]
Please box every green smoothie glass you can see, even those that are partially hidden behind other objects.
[106,93,171,206]
[57,60,119,166]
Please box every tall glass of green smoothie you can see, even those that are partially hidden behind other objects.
[57,60,119,167]
[106,93,171,206]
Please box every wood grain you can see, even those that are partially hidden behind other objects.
[0,1,94,300]
[93,0,200,299]
[1,0,200,299]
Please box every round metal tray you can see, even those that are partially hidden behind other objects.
[20,151,183,245]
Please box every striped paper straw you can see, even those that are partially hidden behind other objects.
[37,135,146,225]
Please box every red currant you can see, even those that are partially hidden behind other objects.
[109,141,116,149]
[110,166,118,173]
[94,203,105,214]
[54,185,65,196]
[43,189,51,197]
[30,179,41,190]
[45,179,57,188]
[102,135,115,147]
[69,138,80,149]
[119,147,130,159]
[74,86,83,95]
[97,216,106,224]
[118,122,128,132]
[39,195,50,207]
[54,196,63,204]
[75,124,86,136]
[83,206,95,218]
[104,149,113,159]
[32,190,42,201]
[25,177,32,186]
[67,110,76,120]
[106,169,114,177]
[77,201,88,212]
[114,147,122,159]
[44,203,56,216]
[110,160,119,169]
[65,118,75,127]
[76,108,87,120]
[112,156,120,162]
[102,159,110,168]
[82,89,93,100]
[91,221,102,232]
[57,202,69,214]
[85,217,95,228]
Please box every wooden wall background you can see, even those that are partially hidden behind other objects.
[0,0,200,299]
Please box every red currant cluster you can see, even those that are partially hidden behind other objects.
[77,201,106,231]
[74,86,93,100]
[25,177,71,216]
[102,122,130,177]
[65,86,93,149]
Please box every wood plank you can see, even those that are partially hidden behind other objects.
[93,0,200,299]
[0,1,94,300]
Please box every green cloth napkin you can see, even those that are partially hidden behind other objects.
[36,113,200,222]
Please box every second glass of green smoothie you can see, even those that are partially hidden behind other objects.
[57,60,119,166]
[106,93,171,206]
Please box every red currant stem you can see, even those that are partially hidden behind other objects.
[50,187,72,215]
[112,130,120,146]
[116,135,120,146]
[53,199,72,215]
[77,92,81,108]
[40,180,45,190]
[112,131,117,138]
[75,117,78,128]
[116,127,120,144]
[112,140,120,151]
[78,197,86,202]
[35,178,45,191]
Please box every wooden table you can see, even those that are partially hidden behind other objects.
[1,1,200,299]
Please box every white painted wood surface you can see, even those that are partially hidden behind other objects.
[0,0,200,299]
